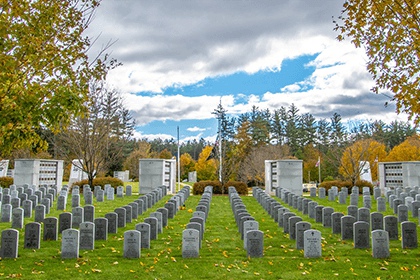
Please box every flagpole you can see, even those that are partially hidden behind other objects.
[318,156,321,184]
[177,126,180,192]
[218,111,222,183]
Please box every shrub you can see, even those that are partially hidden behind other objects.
[0,177,13,188]
[193,180,248,195]
[319,180,352,193]
[71,177,124,193]
[354,180,374,194]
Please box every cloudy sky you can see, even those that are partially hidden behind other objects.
[86,0,406,142]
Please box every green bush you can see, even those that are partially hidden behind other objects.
[0,177,13,188]
[71,177,124,193]
[193,180,248,195]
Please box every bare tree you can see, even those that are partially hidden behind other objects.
[55,82,134,186]
[238,144,291,186]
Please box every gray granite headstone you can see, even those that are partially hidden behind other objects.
[304,229,322,258]
[371,212,384,231]
[243,220,259,249]
[1,204,12,222]
[350,193,358,206]
[371,230,390,258]
[61,229,79,259]
[289,216,303,240]
[0,229,19,258]
[322,207,334,227]
[341,215,356,240]
[123,230,141,258]
[156,208,169,227]
[277,208,289,227]
[246,230,264,258]
[59,212,72,233]
[331,212,344,234]
[377,197,386,212]
[84,191,93,205]
[338,191,346,204]
[353,221,370,248]
[308,201,318,219]
[135,223,150,249]
[126,185,132,196]
[79,222,95,250]
[358,207,370,224]
[393,198,403,214]
[315,205,324,223]
[384,215,398,240]
[411,201,420,218]
[71,194,80,208]
[397,204,408,223]
[283,212,296,234]
[57,195,66,211]
[115,207,126,228]
[105,212,118,234]
[94,218,108,241]
[24,222,41,249]
[318,188,326,199]
[43,217,58,241]
[123,205,132,224]
[363,195,371,209]
[144,217,158,240]
[296,221,311,250]
[150,212,163,234]
[84,205,95,223]
[72,207,84,228]
[182,229,200,258]
[129,202,139,220]
[96,189,104,202]
[117,186,124,198]
[347,205,358,219]
[401,221,417,249]
[12,207,24,229]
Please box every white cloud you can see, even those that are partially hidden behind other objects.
[187,126,206,132]
[85,0,411,139]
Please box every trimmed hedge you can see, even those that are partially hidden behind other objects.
[0,177,13,188]
[71,177,124,193]
[319,179,374,194]
[193,180,248,195]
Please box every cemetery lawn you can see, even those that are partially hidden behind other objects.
[1,193,420,279]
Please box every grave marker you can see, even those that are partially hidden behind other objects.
[61,229,79,259]
[372,230,390,258]
[182,229,200,258]
[304,229,322,258]
[24,222,41,249]
[123,230,141,258]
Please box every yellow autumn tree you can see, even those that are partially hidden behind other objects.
[180,153,196,180]
[195,146,217,181]
[1,0,112,156]
[339,139,387,184]
[335,1,420,124]
[385,135,420,161]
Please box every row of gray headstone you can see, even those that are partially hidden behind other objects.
[182,186,212,258]
[0,185,171,258]
[122,185,191,259]
[229,187,263,258]
[254,187,321,258]
[305,184,420,247]
[271,187,418,258]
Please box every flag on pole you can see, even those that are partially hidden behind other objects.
[315,157,320,167]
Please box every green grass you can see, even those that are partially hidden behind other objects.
[0,191,419,279]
